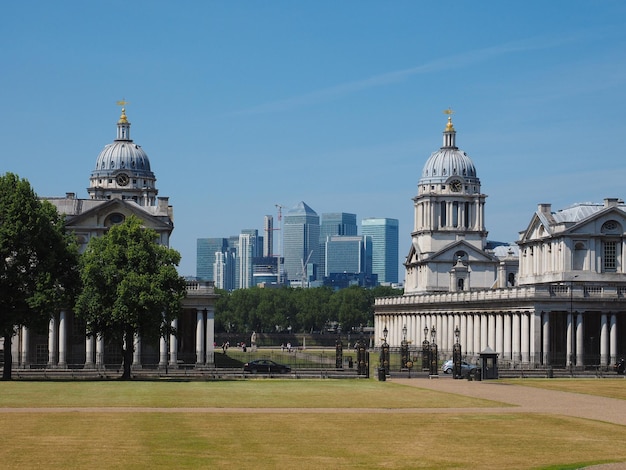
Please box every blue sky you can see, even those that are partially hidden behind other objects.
[2,1,626,280]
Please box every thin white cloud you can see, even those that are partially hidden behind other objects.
[231,34,580,116]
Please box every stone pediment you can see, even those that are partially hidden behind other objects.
[428,240,497,264]
[63,198,172,231]
[564,206,626,236]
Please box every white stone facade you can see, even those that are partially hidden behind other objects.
[375,115,626,369]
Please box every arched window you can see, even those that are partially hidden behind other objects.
[507,273,515,287]
[457,278,464,291]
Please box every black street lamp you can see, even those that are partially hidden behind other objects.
[335,328,343,369]
[570,275,579,373]
[380,325,390,376]
[429,326,438,376]
[422,326,430,372]
[452,325,462,379]
[400,324,409,370]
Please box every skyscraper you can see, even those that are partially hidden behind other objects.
[196,238,228,281]
[283,201,320,285]
[320,213,357,270]
[324,235,370,276]
[361,217,399,284]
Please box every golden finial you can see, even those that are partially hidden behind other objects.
[443,107,455,131]
[116,98,129,123]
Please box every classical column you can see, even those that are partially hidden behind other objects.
[85,335,95,369]
[600,314,609,367]
[473,315,481,356]
[488,314,496,350]
[11,330,19,368]
[521,313,530,364]
[542,312,550,365]
[96,334,104,368]
[503,313,512,362]
[132,333,142,369]
[169,318,178,368]
[609,314,617,366]
[58,310,67,368]
[196,308,205,365]
[512,313,521,365]
[21,326,29,368]
[441,314,448,353]
[480,314,488,352]
[466,314,474,356]
[47,315,58,367]
[495,314,503,356]
[575,313,584,367]
[206,306,215,365]
[567,312,574,367]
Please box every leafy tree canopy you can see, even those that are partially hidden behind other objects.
[0,172,80,379]
[215,284,403,334]
[74,215,186,379]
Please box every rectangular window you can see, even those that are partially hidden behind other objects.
[604,241,617,272]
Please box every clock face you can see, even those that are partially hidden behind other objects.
[450,179,462,192]
[116,173,129,186]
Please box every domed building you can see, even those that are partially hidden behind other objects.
[11,105,218,372]
[375,112,626,373]
[405,112,517,294]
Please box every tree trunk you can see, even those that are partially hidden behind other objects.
[119,331,134,380]
[3,334,13,380]
[120,348,133,380]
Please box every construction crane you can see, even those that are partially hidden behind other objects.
[299,250,313,288]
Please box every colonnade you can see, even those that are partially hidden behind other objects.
[375,310,620,368]
[12,306,215,369]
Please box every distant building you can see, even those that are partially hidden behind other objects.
[361,217,399,284]
[324,235,370,276]
[283,201,320,285]
[196,238,228,281]
[320,212,357,271]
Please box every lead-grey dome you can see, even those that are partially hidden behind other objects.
[90,107,155,180]
[419,116,479,186]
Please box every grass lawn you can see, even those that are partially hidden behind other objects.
[0,379,624,469]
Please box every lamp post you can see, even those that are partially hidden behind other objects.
[422,326,430,371]
[400,324,409,370]
[453,325,462,379]
[569,275,579,373]
[429,326,438,377]
[380,325,390,376]
[335,328,343,369]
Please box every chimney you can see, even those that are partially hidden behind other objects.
[604,198,620,208]
[538,203,551,214]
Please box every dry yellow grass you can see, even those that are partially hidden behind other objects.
[0,379,624,469]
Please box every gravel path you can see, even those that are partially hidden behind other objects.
[392,377,626,426]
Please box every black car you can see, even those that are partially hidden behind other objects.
[243,359,291,374]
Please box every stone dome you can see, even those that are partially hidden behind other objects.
[93,141,153,177]
[419,115,479,186]
[90,107,155,180]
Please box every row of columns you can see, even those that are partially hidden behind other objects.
[376,311,620,367]
[13,307,215,369]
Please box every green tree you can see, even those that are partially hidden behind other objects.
[0,173,80,380]
[74,215,186,380]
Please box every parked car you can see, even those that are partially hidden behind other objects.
[243,359,291,374]
[442,359,477,377]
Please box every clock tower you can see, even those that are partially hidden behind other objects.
[88,102,159,206]
[404,111,496,294]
